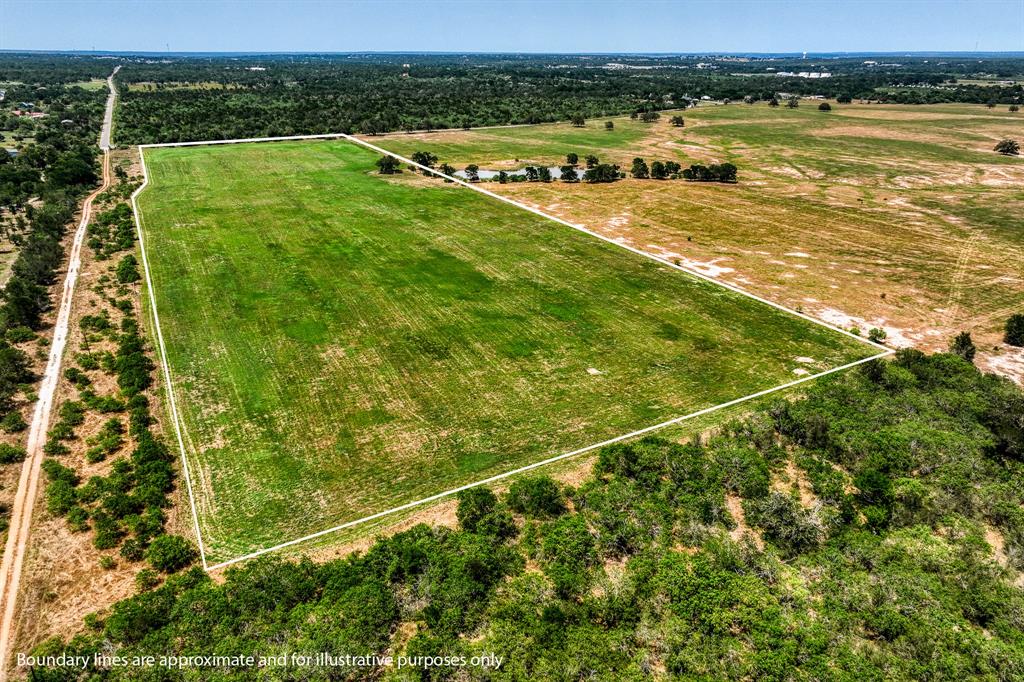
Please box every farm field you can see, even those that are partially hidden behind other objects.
[369,102,1024,375]
[137,138,876,562]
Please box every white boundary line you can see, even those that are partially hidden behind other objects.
[347,134,888,350]
[131,152,210,570]
[205,351,889,571]
[133,132,893,571]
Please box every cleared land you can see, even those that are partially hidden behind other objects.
[137,139,874,562]
[371,103,1024,370]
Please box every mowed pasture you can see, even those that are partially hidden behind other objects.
[370,103,1024,364]
[137,139,875,561]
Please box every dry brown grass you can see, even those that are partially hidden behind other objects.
[9,148,193,662]
[376,103,1024,382]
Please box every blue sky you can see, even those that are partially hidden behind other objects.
[2,0,1022,54]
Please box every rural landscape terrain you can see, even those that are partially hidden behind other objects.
[0,45,1021,680]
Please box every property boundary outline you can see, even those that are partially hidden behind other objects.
[132,132,894,572]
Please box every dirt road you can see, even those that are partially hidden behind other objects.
[0,68,118,679]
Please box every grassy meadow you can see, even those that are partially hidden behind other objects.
[369,102,1024,355]
[137,139,875,561]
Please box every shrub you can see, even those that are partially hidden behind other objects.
[145,535,198,573]
[506,476,566,518]
[44,479,77,516]
[64,366,92,389]
[134,568,160,591]
[456,487,516,540]
[994,139,1020,155]
[818,102,832,111]
[5,326,36,343]
[1,410,27,433]
[949,331,977,362]
[1005,314,1024,346]
[66,505,90,532]
[375,155,400,174]
[119,537,145,562]
[0,443,26,464]
[93,511,124,550]
[42,439,70,456]
[540,515,596,597]
[868,328,887,344]
[115,255,141,284]
[747,492,824,555]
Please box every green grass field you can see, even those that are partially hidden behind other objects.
[138,138,877,562]
[368,102,1024,353]
[367,115,652,169]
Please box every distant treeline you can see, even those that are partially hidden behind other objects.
[91,54,1024,143]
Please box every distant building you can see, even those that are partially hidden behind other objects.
[5,149,17,158]
[776,71,832,79]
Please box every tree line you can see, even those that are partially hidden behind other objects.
[91,53,1024,144]
[29,348,1024,679]
[0,85,106,421]
[381,151,739,185]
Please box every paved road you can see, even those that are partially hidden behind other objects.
[0,66,118,680]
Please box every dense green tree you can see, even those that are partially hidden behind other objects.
[995,139,1020,155]
[630,157,649,179]
[583,163,620,183]
[949,331,977,362]
[1006,314,1024,346]
[115,254,141,284]
[375,154,400,174]
[145,535,198,573]
[506,475,566,518]
[539,514,596,597]
[410,150,438,168]
[456,487,516,540]
[681,162,737,182]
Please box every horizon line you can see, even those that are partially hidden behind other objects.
[2,49,1024,58]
